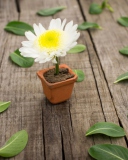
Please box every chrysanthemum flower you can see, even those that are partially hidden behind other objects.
[19,18,80,64]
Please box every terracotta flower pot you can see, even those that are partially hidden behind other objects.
[37,64,77,104]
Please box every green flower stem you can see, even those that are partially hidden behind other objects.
[55,57,59,75]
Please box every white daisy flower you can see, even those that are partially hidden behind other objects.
[19,18,80,64]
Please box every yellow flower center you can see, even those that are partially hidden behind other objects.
[38,30,63,51]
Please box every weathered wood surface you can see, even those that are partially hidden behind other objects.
[0,0,128,159]
[79,0,128,138]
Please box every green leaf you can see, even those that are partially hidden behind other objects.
[101,0,114,12]
[89,3,103,14]
[67,44,86,54]
[86,122,125,137]
[114,72,128,83]
[0,101,11,113]
[10,49,34,68]
[101,1,106,9]
[119,46,128,55]
[105,4,114,12]
[89,1,113,15]
[117,17,128,27]
[89,144,128,160]
[0,130,28,158]
[78,22,102,30]
[4,21,34,36]
[73,70,85,82]
[37,6,66,16]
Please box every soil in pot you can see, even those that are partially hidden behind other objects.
[44,68,74,83]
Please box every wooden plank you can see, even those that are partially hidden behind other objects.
[0,0,18,66]
[78,28,127,146]
[0,0,127,160]
[79,0,128,139]
[0,1,25,160]
[18,0,127,159]
[0,1,45,160]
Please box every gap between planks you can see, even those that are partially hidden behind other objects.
[77,0,128,146]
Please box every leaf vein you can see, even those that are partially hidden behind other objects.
[0,132,22,152]
[97,147,124,160]
[86,128,121,136]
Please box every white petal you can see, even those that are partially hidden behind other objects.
[49,51,55,57]
[21,41,33,47]
[45,55,54,61]
[60,19,66,30]
[52,58,57,64]
[39,23,46,33]
[35,57,46,63]
[69,42,77,49]
[64,21,73,31]
[35,57,45,62]
[60,51,66,57]
[67,24,78,33]
[55,18,61,29]
[65,32,80,47]
[20,47,37,53]
[48,19,55,30]
[35,51,54,63]
[67,42,77,50]
[37,51,47,57]
[49,18,62,30]
[67,41,76,48]
[56,51,61,57]
[38,60,46,63]
[25,31,36,41]
[19,47,39,58]
[33,23,40,36]
[64,22,80,43]
[74,32,80,40]
[21,52,39,58]
[72,24,78,31]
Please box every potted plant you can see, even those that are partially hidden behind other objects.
[19,18,80,104]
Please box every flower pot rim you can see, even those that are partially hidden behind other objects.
[37,64,77,87]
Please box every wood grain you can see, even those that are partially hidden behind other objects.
[0,0,127,160]
[0,1,21,160]
[79,0,128,139]
[0,0,18,66]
